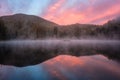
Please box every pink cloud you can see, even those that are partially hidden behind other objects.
[0,0,120,25]
[43,0,120,25]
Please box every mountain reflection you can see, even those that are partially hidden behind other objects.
[0,40,120,66]
[0,55,120,80]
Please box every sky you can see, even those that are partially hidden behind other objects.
[0,0,120,25]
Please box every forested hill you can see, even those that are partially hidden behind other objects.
[0,14,120,40]
[0,14,58,40]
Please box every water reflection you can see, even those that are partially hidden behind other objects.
[0,55,120,80]
[0,40,120,66]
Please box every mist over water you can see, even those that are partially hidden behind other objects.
[0,39,120,55]
[0,39,120,66]
[0,39,120,80]
[0,39,120,48]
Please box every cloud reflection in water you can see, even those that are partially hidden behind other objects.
[0,55,120,80]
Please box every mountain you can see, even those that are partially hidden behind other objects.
[98,17,120,39]
[0,14,58,40]
[0,14,120,40]
[55,17,120,39]
[55,20,120,39]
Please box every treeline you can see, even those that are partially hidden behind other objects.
[56,20,120,39]
[0,14,120,40]
[0,14,58,40]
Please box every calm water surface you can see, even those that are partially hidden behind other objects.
[0,40,120,80]
[0,55,120,80]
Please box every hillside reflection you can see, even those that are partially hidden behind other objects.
[0,55,120,80]
[0,40,120,66]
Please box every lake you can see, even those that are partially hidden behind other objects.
[0,39,120,80]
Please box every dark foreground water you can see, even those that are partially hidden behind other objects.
[0,40,120,80]
[0,55,120,80]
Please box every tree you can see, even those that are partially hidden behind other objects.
[0,19,6,40]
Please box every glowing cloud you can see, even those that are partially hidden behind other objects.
[43,0,120,25]
[0,0,120,25]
